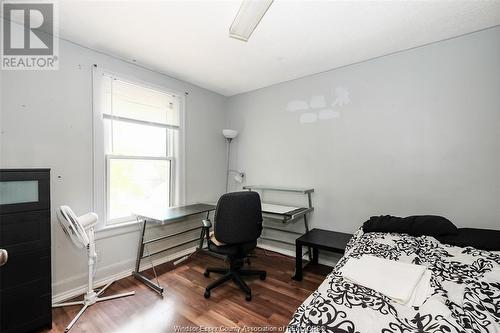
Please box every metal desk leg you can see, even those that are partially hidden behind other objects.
[132,219,164,295]
[198,228,206,250]
[292,242,303,281]
[134,219,146,272]
[198,211,211,250]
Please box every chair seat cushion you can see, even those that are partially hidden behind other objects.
[208,240,257,257]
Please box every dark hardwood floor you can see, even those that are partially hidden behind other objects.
[44,248,331,333]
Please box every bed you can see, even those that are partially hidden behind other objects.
[288,228,500,333]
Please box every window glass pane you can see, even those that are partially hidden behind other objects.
[111,79,179,126]
[0,180,38,205]
[108,158,170,222]
[111,120,166,157]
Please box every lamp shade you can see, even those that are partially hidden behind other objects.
[222,129,238,139]
[233,172,245,183]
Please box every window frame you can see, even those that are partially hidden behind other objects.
[92,66,186,234]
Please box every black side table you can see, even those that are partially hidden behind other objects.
[292,228,353,281]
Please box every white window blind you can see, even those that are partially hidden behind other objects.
[103,77,180,128]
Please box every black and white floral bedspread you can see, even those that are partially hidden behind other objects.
[288,229,500,333]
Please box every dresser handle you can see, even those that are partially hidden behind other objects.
[0,249,7,267]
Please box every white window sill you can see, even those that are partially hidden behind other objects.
[94,216,173,240]
[95,219,141,240]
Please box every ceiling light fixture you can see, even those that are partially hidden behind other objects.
[229,0,274,42]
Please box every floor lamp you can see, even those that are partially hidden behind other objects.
[223,129,245,192]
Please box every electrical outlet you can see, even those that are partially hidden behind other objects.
[96,251,102,263]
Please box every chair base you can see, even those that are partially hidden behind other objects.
[204,267,266,301]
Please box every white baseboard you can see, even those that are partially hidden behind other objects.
[52,246,197,304]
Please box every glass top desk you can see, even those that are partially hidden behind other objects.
[132,203,216,295]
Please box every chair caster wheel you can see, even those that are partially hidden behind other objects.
[245,294,252,301]
[204,290,210,299]
[204,271,209,277]
[260,272,266,280]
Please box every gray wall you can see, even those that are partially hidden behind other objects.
[0,39,228,298]
[226,26,500,251]
[2,25,500,297]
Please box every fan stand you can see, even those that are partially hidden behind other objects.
[52,228,135,332]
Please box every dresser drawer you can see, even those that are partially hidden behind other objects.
[0,282,52,332]
[0,210,51,248]
[0,210,50,253]
[0,247,50,291]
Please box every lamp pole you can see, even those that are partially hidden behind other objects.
[222,129,238,193]
[225,137,232,193]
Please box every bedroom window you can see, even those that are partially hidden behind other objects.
[93,68,185,228]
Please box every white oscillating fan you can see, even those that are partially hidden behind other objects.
[52,206,135,332]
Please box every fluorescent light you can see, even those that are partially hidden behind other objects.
[229,0,274,42]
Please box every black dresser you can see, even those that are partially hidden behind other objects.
[0,169,52,332]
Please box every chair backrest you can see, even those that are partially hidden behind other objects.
[214,191,263,244]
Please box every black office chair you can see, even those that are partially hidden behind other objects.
[202,191,266,301]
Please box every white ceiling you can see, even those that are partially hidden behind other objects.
[59,1,500,96]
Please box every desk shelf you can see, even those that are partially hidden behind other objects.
[261,204,313,224]
[243,185,314,194]
[244,185,314,257]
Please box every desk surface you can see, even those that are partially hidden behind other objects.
[133,203,216,223]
